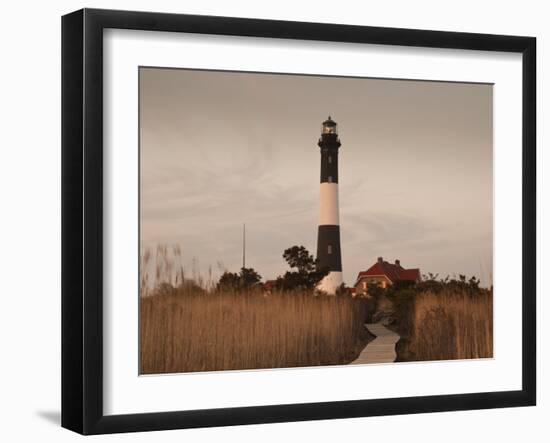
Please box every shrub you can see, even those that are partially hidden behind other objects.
[274,245,329,291]
[216,267,262,292]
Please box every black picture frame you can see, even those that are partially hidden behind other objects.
[61,8,536,435]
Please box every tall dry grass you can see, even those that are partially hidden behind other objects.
[140,289,370,374]
[406,290,493,361]
[140,245,221,297]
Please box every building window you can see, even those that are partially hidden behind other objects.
[363,282,367,289]
[328,176,332,183]
[328,155,332,164]
[328,244,332,254]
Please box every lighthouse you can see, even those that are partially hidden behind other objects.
[316,116,343,294]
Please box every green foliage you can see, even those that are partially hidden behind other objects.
[217,267,262,292]
[153,279,206,297]
[240,267,262,287]
[275,245,329,292]
[217,272,241,290]
[366,281,385,299]
[362,297,378,323]
[387,288,417,336]
[282,246,317,273]
[334,283,351,297]
[416,273,485,296]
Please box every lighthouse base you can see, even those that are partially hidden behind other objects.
[316,271,343,295]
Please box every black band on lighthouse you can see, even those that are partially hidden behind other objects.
[316,225,342,272]
[318,132,341,184]
[320,149,339,183]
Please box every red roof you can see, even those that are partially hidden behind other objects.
[356,258,420,284]
[263,280,277,290]
[399,268,421,281]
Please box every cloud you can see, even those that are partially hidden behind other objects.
[139,68,493,286]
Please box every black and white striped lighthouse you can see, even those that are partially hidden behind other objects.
[316,116,343,294]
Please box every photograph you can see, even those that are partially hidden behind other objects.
[138,67,494,375]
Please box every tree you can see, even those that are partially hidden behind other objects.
[216,267,262,291]
[217,271,241,291]
[239,267,262,287]
[275,245,329,291]
[282,246,316,273]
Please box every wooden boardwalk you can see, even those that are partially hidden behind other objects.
[351,323,400,365]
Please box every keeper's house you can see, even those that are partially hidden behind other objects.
[354,257,421,296]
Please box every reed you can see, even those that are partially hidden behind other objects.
[406,290,493,361]
[140,288,370,374]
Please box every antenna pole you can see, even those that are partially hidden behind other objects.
[242,223,246,269]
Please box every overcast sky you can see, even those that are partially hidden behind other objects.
[140,67,493,287]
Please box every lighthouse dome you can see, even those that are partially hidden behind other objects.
[321,116,338,134]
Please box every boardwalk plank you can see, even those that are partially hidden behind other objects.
[351,323,400,365]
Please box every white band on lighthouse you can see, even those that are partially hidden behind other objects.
[318,183,340,226]
[317,271,343,293]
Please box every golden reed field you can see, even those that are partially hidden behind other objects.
[139,246,493,372]
[140,289,370,374]
[403,290,493,361]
